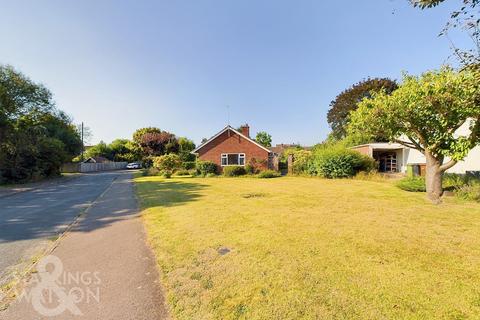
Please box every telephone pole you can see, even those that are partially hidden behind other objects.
[81,122,84,162]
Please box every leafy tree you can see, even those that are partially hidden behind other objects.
[327,78,398,140]
[81,139,142,163]
[0,65,82,182]
[255,131,272,147]
[109,139,141,162]
[178,137,196,162]
[138,131,178,157]
[132,127,161,145]
[132,127,179,158]
[84,141,111,160]
[349,68,480,203]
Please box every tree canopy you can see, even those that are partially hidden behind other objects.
[0,65,82,182]
[327,78,398,140]
[349,68,480,202]
[255,131,272,147]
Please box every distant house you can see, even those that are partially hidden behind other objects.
[352,122,480,175]
[192,124,274,172]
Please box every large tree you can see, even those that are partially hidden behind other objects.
[0,65,82,182]
[255,131,272,147]
[349,68,480,203]
[132,127,179,158]
[138,131,178,157]
[327,78,398,140]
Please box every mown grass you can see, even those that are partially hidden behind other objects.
[135,176,480,319]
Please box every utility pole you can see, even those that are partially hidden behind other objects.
[81,122,84,162]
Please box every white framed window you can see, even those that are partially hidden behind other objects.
[220,153,246,166]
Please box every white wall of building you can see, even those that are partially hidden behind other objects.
[398,120,480,174]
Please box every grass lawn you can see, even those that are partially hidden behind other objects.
[135,176,480,319]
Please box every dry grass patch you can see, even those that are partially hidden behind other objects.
[135,176,480,319]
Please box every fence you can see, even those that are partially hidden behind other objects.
[61,162,128,173]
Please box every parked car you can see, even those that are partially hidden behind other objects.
[126,162,142,169]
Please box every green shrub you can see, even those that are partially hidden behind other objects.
[455,183,480,202]
[307,147,375,178]
[443,173,469,188]
[175,169,191,176]
[182,161,196,170]
[196,160,217,176]
[141,167,160,176]
[396,177,426,192]
[153,154,182,178]
[205,173,217,178]
[245,158,266,174]
[258,170,281,179]
[223,166,246,177]
[245,164,255,174]
[291,150,312,174]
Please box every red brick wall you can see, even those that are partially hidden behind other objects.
[197,130,269,172]
[351,145,372,157]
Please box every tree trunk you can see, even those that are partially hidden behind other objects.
[425,151,444,204]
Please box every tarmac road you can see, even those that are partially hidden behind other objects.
[0,171,168,319]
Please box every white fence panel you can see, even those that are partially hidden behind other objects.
[61,162,127,173]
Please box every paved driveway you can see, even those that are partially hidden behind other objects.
[0,172,119,283]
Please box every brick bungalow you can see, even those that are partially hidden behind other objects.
[192,124,274,172]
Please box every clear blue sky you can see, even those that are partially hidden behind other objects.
[0,0,470,146]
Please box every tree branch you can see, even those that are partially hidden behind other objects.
[405,135,425,151]
[439,159,457,172]
[394,139,424,151]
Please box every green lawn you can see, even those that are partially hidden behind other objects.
[135,176,480,320]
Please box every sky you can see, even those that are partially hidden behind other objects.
[0,0,472,146]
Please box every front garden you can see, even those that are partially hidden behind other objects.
[135,175,480,319]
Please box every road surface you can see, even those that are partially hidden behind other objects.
[0,171,168,319]
[0,172,117,282]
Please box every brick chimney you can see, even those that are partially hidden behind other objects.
[239,124,250,138]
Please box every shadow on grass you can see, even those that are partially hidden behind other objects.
[136,179,208,209]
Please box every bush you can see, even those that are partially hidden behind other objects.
[182,161,196,170]
[443,173,474,190]
[153,154,181,178]
[141,167,160,176]
[223,166,246,177]
[258,170,281,179]
[396,177,426,192]
[245,158,266,174]
[455,183,480,202]
[245,164,255,174]
[196,160,217,176]
[308,147,375,178]
[291,150,312,174]
[175,169,191,176]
